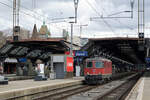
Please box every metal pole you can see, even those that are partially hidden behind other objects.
[74,0,79,23]
[147,48,149,57]
[13,0,16,37]
[13,0,14,37]
[138,0,139,35]
[70,23,73,56]
[80,26,82,38]
[130,0,134,19]
[75,7,77,23]
[143,0,145,34]
[51,55,54,72]
[17,0,20,26]
[79,24,88,38]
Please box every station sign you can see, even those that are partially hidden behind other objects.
[145,57,150,63]
[19,58,27,62]
[75,51,88,57]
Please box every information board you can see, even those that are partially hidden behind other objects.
[66,57,74,72]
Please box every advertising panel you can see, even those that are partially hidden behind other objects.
[37,64,44,74]
[66,57,74,72]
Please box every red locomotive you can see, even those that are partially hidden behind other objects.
[84,57,112,84]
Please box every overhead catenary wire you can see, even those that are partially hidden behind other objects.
[95,0,137,35]
[7,0,52,22]
[7,0,75,25]
[0,1,66,33]
[32,0,36,24]
[0,1,33,29]
[86,0,117,35]
[0,1,42,21]
[7,0,71,31]
[0,13,34,34]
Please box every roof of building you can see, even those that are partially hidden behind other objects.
[89,37,142,41]
[82,37,146,64]
[0,38,80,60]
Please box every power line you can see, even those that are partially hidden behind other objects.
[0,1,42,21]
[7,0,69,25]
[95,0,136,34]
[0,1,11,8]
[86,0,117,35]
[7,0,47,20]
[115,19,137,32]
[0,1,66,32]
[93,0,134,19]
[7,0,74,24]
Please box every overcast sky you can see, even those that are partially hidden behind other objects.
[0,0,150,38]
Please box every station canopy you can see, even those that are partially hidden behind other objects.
[0,38,80,60]
[82,37,148,65]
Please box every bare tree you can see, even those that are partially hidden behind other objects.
[0,31,7,48]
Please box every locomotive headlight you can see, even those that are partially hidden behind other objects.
[87,72,89,75]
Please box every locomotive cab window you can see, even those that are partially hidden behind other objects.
[95,62,104,68]
[86,61,93,68]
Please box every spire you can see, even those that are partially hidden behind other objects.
[31,24,38,39]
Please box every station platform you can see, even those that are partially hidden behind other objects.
[0,77,84,100]
[4,74,34,81]
[126,71,150,100]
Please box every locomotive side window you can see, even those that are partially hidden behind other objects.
[86,62,93,68]
[95,62,104,68]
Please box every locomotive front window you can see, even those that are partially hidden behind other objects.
[86,62,93,68]
[95,62,104,68]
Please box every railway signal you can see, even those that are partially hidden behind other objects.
[139,32,144,39]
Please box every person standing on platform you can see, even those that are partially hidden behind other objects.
[44,65,50,78]
[0,65,3,75]
[0,62,3,75]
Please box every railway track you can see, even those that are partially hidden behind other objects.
[32,73,140,100]
[4,73,140,100]
[94,73,141,100]
[65,73,141,100]
[32,85,96,100]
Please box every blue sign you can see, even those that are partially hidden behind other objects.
[19,58,27,62]
[75,51,88,57]
[146,57,150,63]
